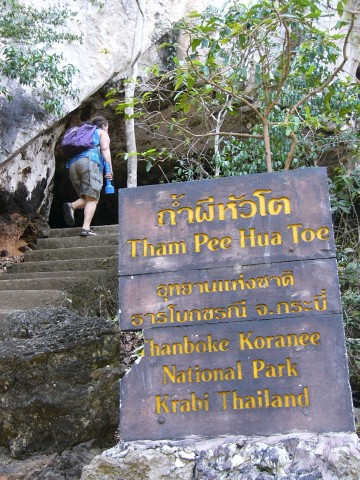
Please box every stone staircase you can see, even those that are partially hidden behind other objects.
[0,225,119,321]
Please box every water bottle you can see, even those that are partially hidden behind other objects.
[104,161,115,194]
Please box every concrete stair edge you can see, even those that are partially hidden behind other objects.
[23,245,118,262]
[34,233,118,250]
[8,256,118,274]
[0,269,118,291]
[1,268,118,280]
[48,224,119,238]
[0,289,73,314]
[1,224,119,318]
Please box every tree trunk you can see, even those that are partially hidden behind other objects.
[125,67,138,188]
[263,120,273,173]
[125,0,146,188]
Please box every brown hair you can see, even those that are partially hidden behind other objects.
[91,116,108,129]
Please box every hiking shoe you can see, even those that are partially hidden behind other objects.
[63,202,75,226]
[80,228,97,237]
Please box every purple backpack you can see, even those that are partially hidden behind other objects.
[61,123,97,158]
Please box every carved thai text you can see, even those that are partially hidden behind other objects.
[156,270,294,302]
[157,190,292,227]
[131,300,247,327]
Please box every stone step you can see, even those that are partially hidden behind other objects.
[1,266,118,280]
[0,290,72,321]
[1,224,120,319]
[0,269,117,292]
[48,225,119,238]
[35,233,118,250]
[9,256,118,274]
[23,245,118,262]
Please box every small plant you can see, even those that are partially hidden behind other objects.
[120,331,144,369]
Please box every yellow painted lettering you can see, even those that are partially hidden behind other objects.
[287,223,302,243]
[127,238,142,257]
[317,227,330,240]
[218,390,230,410]
[194,233,208,252]
[252,359,265,378]
[155,394,170,413]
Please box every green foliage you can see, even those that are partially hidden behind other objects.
[330,169,360,237]
[110,0,359,182]
[339,252,360,405]
[158,29,181,71]
[174,0,358,173]
[328,169,360,405]
[217,74,360,177]
[0,0,82,114]
[108,0,360,406]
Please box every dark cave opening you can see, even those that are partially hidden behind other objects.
[48,157,124,229]
[47,90,179,230]
[48,152,173,229]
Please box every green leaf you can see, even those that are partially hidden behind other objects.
[143,148,157,156]
[191,38,202,51]
[174,75,185,91]
[345,262,357,272]
[336,1,344,17]
[187,76,195,89]
[255,64,261,84]
[187,10,202,18]
[104,98,117,107]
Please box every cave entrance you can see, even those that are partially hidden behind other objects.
[48,155,121,229]
[48,101,127,229]
[47,93,176,229]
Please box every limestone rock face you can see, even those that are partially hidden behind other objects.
[0,0,216,162]
[0,0,220,247]
[0,127,60,254]
[80,433,360,480]
[0,308,122,459]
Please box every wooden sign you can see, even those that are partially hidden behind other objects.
[119,258,340,330]
[118,168,335,276]
[118,168,355,441]
[120,317,354,440]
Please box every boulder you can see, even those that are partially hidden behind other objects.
[0,441,102,480]
[0,308,122,459]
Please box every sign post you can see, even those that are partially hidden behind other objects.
[118,168,354,441]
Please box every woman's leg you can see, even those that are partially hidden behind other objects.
[83,195,98,231]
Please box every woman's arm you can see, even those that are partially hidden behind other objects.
[99,129,113,178]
